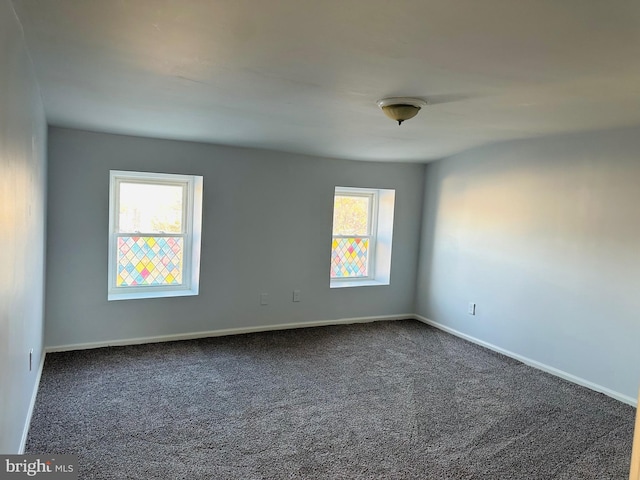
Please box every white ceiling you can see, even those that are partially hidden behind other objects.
[12,0,640,162]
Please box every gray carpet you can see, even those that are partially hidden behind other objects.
[26,320,634,479]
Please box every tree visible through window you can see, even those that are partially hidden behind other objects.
[119,182,183,234]
[108,171,203,300]
[116,181,185,287]
[331,188,377,279]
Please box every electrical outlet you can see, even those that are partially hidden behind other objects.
[260,293,269,306]
[293,290,301,302]
[468,302,476,315]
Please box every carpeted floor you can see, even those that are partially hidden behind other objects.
[27,320,634,479]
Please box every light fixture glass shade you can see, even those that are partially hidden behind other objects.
[377,97,427,125]
[381,105,421,125]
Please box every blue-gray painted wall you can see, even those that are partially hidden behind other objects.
[0,0,47,453]
[44,128,425,347]
[416,127,640,400]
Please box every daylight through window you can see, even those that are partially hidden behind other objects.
[331,190,377,279]
[108,171,203,301]
[330,186,395,288]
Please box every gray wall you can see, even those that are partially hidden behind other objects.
[45,128,424,348]
[0,0,47,453]
[416,127,640,401]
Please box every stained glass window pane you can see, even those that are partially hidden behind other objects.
[330,237,369,278]
[118,182,184,233]
[116,236,183,287]
[332,195,370,235]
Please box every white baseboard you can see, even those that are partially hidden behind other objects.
[19,350,46,454]
[45,314,415,353]
[414,315,637,407]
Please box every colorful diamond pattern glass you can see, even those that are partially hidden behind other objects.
[116,236,183,287]
[331,237,369,278]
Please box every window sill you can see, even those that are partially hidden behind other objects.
[108,288,198,301]
[330,279,389,289]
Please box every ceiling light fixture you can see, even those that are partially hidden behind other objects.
[377,97,427,125]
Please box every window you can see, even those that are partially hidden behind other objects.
[330,186,395,288]
[108,171,203,301]
[331,188,378,280]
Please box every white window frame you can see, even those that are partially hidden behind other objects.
[330,186,395,289]
[331,187,379,282]
[108,170,203,301]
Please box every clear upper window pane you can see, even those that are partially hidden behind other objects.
[332,195,370,235]
[118,182,184,233]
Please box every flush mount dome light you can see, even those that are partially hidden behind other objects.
[377,97,427,125]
